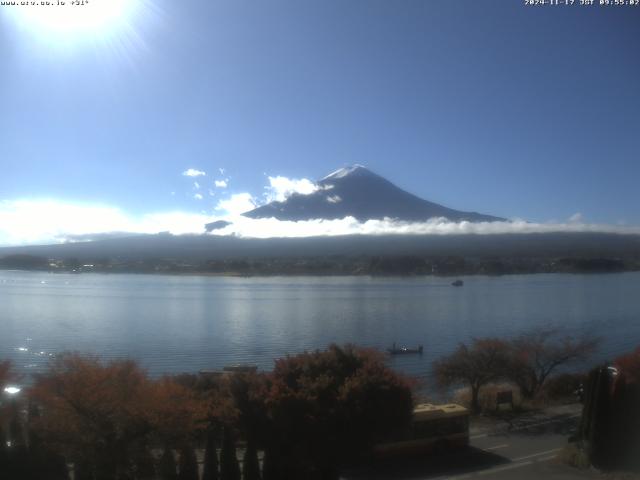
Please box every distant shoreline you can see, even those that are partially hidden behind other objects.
[1,262,638,278]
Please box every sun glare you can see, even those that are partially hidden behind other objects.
[7,0,143,41]
[15,0,130,33]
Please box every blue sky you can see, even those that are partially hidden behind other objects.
[0,0,639,245]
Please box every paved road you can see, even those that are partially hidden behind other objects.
[342,404,599,480]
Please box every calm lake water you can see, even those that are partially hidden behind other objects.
[1,271,639,384]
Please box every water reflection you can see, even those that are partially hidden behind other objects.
[0,271,639,381]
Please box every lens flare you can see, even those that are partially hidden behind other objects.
[10,0,136,34]
[2,0,157,58]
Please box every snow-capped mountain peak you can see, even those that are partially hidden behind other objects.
[242,165,504,223]
[321,164,368,180]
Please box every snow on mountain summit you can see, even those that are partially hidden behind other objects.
[322,164,368,180]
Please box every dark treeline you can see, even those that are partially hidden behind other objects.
[2,231,640,276]
[0,253,635,276]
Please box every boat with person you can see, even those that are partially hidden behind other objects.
[451,279,464,287]
[387,343,423,355]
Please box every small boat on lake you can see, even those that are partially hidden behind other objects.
[388,343,423,355]
[451,279,464,287]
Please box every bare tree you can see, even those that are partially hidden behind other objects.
[505,328,598,399]
[433,339,510,414]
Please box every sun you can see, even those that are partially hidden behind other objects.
[13,0,132,34]
[7,0,144,40]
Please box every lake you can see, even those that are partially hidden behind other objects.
[1,271,639,385]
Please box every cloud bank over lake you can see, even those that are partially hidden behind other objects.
[1,198,639,247]
[207,216,640,239]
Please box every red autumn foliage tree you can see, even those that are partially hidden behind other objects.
[31,354,208,479]
[30,354,155,479]
[265,344,414,480]
[146,376,207,446]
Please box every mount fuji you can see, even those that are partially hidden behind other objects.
[241,165,503,223]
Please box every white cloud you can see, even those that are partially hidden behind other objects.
[264,176,318,202]
[193,182,200,190]
[215,193,256,216]
[193,193,204,200]
[219,168,225,175]
[182,168,206,177]
[207,216,640,239]
[2,199,640,248]
[0,199,215,246]
[215,179,228,188]
[326,195,342,204]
